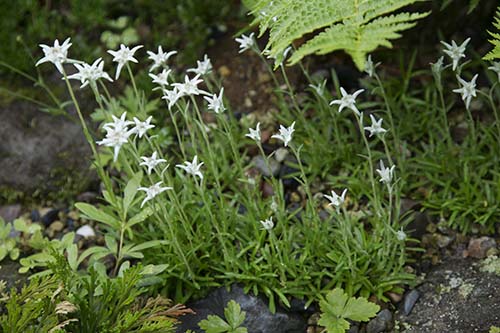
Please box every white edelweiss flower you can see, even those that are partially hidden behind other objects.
[309,79,327,97]
[396,228,407,241]
[441,37,471,71]
[107,44,143,79]
[259,217,274,230]
[324,189,347,210]
[172,74,205,96]
[488,62,500,82]
[36,37,72,73]
[453,74,478,110]
[140,151,167,175]
[364,114,387,137]
[147,46,177,72]
[364,55,380,78]
[245,122,261,142]
[187,54,212,76]
[271,121,295,147]
[270,197,278,213]
[376,160,396,184]
[176,155,204,180]
[204,88,225,114]
[138,181,172,208]
[131,116,155,138]
[235,33,256,53]
[430,56,445,76]
[149,69,172,88]
[98,112,134,162]
[329,87,364,115]
[162,87,184,109]
[67,58,113,89]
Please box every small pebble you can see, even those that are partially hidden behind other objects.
[0,204,22,222]
[466,237,497,259]
[76,225,96,238]
[41,208,60,227]
[218,65,231,77]
[50,221,65,232]
[402,289,420,316]
[437,234,454,248]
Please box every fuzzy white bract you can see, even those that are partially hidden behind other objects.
[330,87,364,115]
[36,38,72,73]
[187,54,212,76]
[235,33,256,53]
[107,44,143,79]
[172,74,205,96]
[162,87,184,109]
[204,88,226,114]
[488,62,500,82]
[271,122,295,147]
[324,189,347,209]
[364,114,387,137]
[149,69,172,87]
[376,160,396,184]
[453,74,478,110]
[364,55,379,78]
[138,181,172,208]
[140,152,167,175]
[131,116,155,138]
[245,122,261,142]
[309,79,327,97]
[147,46,177,72]
[260,217,274,230]
[176,155,204,180]
[396,228,407,241]
[67,58,113,88]
[97,113,133,162]
[441,38,470,71]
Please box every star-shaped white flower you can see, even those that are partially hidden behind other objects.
[376,160,396,184]
[97,127,133,162]
[162,87,184,109]
[131,116,155,138]
[67,58,113,88]
[103,112,133,132]
[329,87,364,115]
[149,69,172,87]
[245,122,261,142]
[140,152,167,175]
[453,74,478,110]
[147,46,177,72]
[441,38,471,71]
[204,88,225,114]
[176,155,204,180]
[36,38,72,73]
[187,54,212,76]
[488,62,500,82]
[107,44,143,79]
[235,33,256,53]
[138,181,172,208]
[172,74,205,96]
[364,114,387,137]
[324,189,347,210]
[271,122,295,147]
[259,217,274,230]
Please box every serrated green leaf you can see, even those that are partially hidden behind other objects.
[317,316,350,333]
[343,297,380,322]
[198,315,231,333]
[224,300,246,329]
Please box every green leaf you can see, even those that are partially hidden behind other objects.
[224,300,246,330]
[128,240,165,253]
[199,315,231,333]
[123,172,142,216]
[126,206,154,228]
[75,203,121,229]
[66,243,79,271]
[318,288,380,333]
[104,235,118,253]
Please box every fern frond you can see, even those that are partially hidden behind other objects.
[484,8,500,60]
[244,0,428,70]
[290,12,428,69]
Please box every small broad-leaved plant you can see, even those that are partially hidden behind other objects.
[318,288,380,333]
[198,300,248,333]
[0,218,19,262]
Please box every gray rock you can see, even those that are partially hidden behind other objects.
[176,285,307,333]
[402,290,420,316]
[466,237,497,259]
[0,204,21,222]
[251,155,280,177]
[366,309,393,333]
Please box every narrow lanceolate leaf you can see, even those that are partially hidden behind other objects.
[75,203,120,229]
[123,172,142,215]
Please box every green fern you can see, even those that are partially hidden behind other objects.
[484,7,500,60]
[243,0,429,69]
